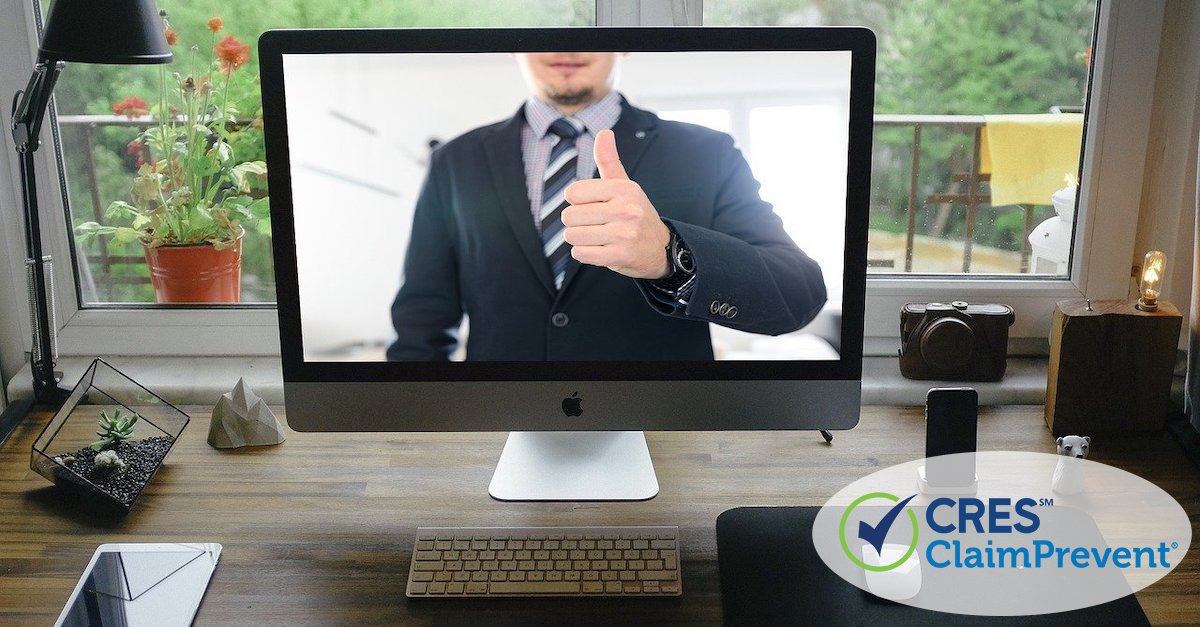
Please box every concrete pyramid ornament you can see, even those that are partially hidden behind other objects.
[209,378,285,449]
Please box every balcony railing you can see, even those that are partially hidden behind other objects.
[59,115,155,292]
[872,114,1049,275]
[56,113,1062,299]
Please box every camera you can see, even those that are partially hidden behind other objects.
[899,301,1014,381]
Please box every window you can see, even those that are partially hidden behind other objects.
[0,0,1170,363]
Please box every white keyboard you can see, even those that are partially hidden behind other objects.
[406,526,682,598]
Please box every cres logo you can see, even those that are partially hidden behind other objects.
[839,492,919,572]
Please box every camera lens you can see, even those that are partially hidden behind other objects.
[919,317,974,370]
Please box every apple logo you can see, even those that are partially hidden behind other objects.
[561,392,583,417]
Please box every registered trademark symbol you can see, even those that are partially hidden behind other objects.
[1172,542,1179,549]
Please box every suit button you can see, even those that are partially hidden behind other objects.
[726,306,738,319]
[710,301,721,314]
[551,312,569,327]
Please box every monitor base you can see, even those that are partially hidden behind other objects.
[488,431,659,501]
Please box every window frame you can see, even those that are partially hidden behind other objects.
[0,0,1164,362]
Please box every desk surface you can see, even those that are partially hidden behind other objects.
[2,406,1198,625]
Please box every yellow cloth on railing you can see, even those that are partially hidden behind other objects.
[980,113,1084,206]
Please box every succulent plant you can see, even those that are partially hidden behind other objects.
[90,409,140,451]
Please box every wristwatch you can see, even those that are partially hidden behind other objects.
[650,224,697,302]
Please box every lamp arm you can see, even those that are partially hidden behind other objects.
[9,60,68,404]
[10,61,63,153]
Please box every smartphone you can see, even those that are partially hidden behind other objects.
[925,387,978,488]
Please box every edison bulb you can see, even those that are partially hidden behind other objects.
[1136,250,1166,311]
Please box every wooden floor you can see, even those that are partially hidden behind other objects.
[1,405,1197,625]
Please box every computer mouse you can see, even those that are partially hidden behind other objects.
[861,543,922,601]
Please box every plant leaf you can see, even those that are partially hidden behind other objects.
[248,196,270,218]
[105,201,140,220]
[209,141,233,165]
[75,222,120,244]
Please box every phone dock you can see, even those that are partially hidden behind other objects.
[917,466,978,495]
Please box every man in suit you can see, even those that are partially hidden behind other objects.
[387,52,827,361]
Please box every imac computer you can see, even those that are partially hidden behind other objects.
[259,27,874,501]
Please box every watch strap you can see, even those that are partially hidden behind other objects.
[649,224,696,301]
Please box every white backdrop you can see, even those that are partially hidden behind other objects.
[280,50,852,359]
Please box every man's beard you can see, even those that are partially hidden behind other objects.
[547,86,595,108]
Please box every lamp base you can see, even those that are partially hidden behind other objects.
[33,376,71,406]
[45,385,71,405]
[1045,299,1182,434]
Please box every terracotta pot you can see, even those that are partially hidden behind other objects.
[143,235,242,304]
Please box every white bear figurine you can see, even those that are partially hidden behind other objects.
[1052,435,1090,495]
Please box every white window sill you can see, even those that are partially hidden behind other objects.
[7,356,287,407]
[8,355,1056,409]
[861,356,1049,406]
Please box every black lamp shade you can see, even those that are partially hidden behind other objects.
[38,0,172,64]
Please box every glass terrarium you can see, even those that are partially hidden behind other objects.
[31,358,190,512]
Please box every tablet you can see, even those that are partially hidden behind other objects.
[56,543,222,627]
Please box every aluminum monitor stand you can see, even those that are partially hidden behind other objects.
[488,431,659,501]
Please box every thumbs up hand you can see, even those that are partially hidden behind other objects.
[562,129,671,280]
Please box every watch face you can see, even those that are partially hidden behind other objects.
[674,242,695,274]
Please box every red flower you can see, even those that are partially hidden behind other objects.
[126,140,146,168]
[207,17,223,33]
[215,36,251,73]
[111,96,149,118]
[159,10,176,46]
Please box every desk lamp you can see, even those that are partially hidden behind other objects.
[1046,250,1182,435]
[3,0,170,441]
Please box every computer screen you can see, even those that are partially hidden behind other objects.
[260,27,873,499]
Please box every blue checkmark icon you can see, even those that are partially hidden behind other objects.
[858,493,918,556]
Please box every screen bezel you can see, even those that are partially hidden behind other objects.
[259,27,874,386]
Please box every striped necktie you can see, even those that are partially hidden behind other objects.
[540,117,583,290]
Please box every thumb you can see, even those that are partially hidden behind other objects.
[593,129,629,180]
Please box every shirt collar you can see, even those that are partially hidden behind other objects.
[524,91,623,138]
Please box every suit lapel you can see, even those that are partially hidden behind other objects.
[558,102,659,297]
[606,102,659,178]
[484,111,557,296]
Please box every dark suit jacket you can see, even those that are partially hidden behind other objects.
[387,99,826,361]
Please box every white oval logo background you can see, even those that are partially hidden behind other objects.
[812,451,1191,616]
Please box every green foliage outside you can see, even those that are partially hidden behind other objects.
[49,0,1094,302]
[871,0,1094,255]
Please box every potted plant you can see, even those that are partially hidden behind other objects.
[76,14,268,303]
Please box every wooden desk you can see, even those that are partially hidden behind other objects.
[2,406,1198,625]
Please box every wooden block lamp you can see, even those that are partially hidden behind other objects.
[1045,251,1182,435]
